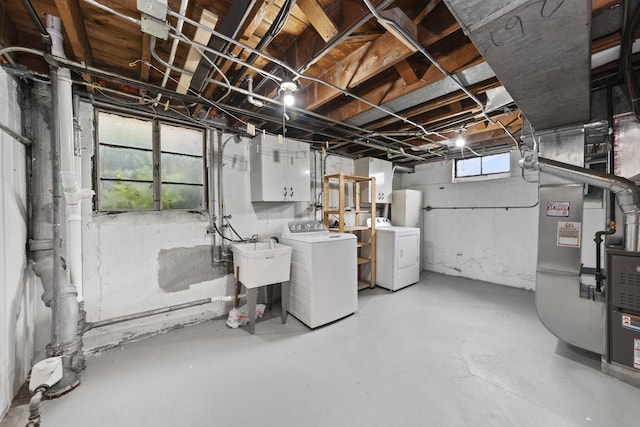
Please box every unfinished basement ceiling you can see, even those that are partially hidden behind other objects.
[0,0,628,164]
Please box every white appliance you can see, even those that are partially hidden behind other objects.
[371,217,420,291]
[281,220,357,328]
[391,189,423,228]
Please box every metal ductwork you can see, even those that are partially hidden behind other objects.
[522,155,640,252]
[443,0,591,131]
[521,152,640,355]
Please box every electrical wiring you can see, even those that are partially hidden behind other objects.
[169,29,233,103]
[165,9,449,142]
[71,2,448,160]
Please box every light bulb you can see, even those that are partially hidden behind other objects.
[283,89,295,106]
[455,134,465,147]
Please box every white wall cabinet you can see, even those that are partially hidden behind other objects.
[354,157,393,203]
[250,133,310,202]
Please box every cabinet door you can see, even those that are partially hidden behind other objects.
[377,159,393,203]
[250,134,288,201]
[286,139,310,201]
[355,157,393,203]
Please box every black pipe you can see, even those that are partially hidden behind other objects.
[21,0,51,52]
[594,227,616,292]
[229,0,295,88]
[606,78,616,221]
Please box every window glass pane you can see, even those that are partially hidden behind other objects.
[98,112,152,149]
[161,153,203,185]
[482,152,510,175]
[456,158,481,177]
[100,146,153,181]
[100,181,154,210]
[162,184,204,210]
[160,123,203,155]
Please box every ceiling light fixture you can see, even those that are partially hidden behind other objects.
[280,78,297,107]
[454,133,465,147]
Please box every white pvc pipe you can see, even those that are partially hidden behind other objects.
[47,15,93,301]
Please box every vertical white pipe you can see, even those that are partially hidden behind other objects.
[47,15,85,301]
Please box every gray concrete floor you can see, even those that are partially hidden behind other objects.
[5,272,640,426]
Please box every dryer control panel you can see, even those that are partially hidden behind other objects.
[284,220,327,234]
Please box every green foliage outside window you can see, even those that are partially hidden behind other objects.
[97,111,205,211]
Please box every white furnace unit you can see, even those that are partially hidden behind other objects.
[371,217,420,291]
[281,221,357,328]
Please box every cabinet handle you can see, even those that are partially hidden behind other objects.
[283,186,287,198]
[290,186,294,197]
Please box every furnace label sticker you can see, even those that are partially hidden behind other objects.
[557,221,581,247]
[634,339,640,369]
[547,201,570,217]
[622,314,640,333]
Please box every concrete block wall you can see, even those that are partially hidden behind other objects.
[397,151,539,290]
[0,68,37,418]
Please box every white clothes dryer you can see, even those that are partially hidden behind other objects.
[371,217,420,291]
[281,221,357,328]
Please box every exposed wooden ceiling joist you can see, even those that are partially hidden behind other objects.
[296,0,338,42]
[326,39,482,123]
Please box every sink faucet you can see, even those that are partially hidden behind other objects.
[249,234,259,243]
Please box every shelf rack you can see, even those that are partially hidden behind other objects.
[322,173,376,290]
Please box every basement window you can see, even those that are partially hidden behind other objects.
[96,111,205,211]
[453,152,511,181]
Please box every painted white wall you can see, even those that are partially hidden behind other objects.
[0,68,37,418]
[396,151,539,290]
[80,128,338,350]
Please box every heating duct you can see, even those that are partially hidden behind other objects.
[521,154,640,354]
[443,0,591,131]
[522,156,640,251]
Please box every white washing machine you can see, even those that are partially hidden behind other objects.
[372,217,420,291]
[281,220,357,328]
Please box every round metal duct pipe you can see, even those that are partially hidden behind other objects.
[521,155,640,251]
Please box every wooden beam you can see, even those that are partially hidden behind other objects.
[53,0,94,66]
[592,32,621,53]
[0,1,17,49]
[412,0,442,24]
[304,34,412,110]
[296,0,338,42]
[194,1,269,116]
[394,60,419,85]
[592,0,621,11]
[300,5,459,111]
[176,10,218,94]
[379,7,418,52]
[327,41,482,123]
[138,32,151,100]
[284,0,387,72]
[140,33,151,83]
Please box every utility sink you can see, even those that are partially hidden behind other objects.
[231,242,292,289]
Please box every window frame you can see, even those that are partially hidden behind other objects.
[95,109,207,212]
[453,152,512,182]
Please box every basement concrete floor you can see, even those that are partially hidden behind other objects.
[5,271,640,426]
